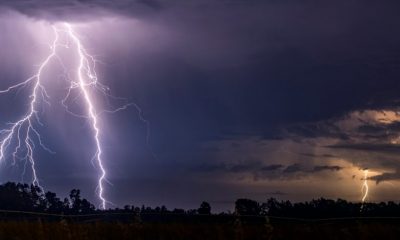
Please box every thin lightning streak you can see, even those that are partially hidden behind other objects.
[361,169,369,203]
[63,23,107,209]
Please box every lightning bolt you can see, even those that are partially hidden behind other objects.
[361,169,369,203]
[0,26,59,189]
[0,22,133,209]
[63,23,107,209]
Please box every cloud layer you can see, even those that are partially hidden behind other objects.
[0,0,161,20]
[2,0,400,210]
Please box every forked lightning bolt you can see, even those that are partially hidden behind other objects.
[0,23,128,209]
[361,169,369,203]
[64,23,107,209]
[0,27,59,189]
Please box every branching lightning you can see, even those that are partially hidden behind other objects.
[361,169,369,203]
[0,27,59,190]
[0,22,133,209]
[63,23,107,209]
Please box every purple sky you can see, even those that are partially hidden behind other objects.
[1,0,400,211]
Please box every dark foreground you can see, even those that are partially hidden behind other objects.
[1,220,400,240]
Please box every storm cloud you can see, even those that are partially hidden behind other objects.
[1,0,400,210]
[0,0,161,20]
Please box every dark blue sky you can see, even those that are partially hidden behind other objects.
[1,0,400,211]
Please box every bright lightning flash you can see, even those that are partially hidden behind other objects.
[0,23,128,209]
[361,169,369,203]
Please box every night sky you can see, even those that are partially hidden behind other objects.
[1,0,400,211]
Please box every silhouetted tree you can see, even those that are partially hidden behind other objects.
[45,191,64,213]
[187,209,197,215]
[172,208,185,214]
[69,189,95,213]
[198,201,211,215]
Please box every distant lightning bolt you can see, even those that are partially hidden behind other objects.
[361,169,369,203]
[0,22,136,210]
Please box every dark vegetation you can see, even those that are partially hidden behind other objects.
[1,182,400,239]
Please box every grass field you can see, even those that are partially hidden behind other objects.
[0,221,269,240]
[0,220,399,240]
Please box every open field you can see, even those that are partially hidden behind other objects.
[0,221,268,240]
[0,219,400,240]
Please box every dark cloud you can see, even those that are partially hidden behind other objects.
[285,111,400,143]
[261,164,284,171]
[312,165,343,172]
[327,143,400,153]
[0,0,161,20]
[192,162,342,177]
[283,164,302,174]
[355,120,400,140]
[369,171,400,184]
[286,122,349,140]
[10,0,399,140]
[282,164,343,174]
[300,153,338,159]
[230,163,257,173]
[254,163,345,181]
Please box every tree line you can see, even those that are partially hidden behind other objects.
[0,182,94,214]
[1,182,400,219]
